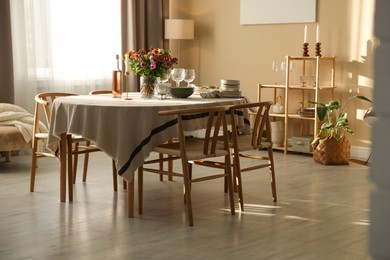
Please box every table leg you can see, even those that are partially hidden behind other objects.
[127,179,134,218]
[60,133,67,202]
[67,135,73,202]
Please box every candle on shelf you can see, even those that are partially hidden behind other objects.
[304,25,307,43]
[316,25,320,43]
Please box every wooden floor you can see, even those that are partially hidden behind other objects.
[0,151,371,259]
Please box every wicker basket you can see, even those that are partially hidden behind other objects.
[313,135,350,165]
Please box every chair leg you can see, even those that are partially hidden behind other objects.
[225,154,236,216]
[30,140,39,192]
[182,161,194,226]
[82,142,90,182]
[183,163,193,204]
[234,154,244,211]
[127,179,134,218]
[138,167,143,214]
[72,142,79,184]
[112,160,118,191]
[159,153,163,181]
[168,139,173,181]
[168,155,173,181]
[5,151,11,162]
[268,147,277,202]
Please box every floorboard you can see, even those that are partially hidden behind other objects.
[0,150,371,259]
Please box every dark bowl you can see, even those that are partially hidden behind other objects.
[170,87,194,98]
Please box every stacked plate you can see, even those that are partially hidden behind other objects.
[220,79,241,98]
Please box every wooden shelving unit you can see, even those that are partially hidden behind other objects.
[258,56,336,154]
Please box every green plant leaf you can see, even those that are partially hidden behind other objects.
[327,101,340,111]
[321,122,333,130]
[356,95,373,103]
[316,106,328,121]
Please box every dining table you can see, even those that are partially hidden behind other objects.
[47,92,249,216]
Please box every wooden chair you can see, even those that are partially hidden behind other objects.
[138,105,236,226]
[192,101,277,211]
[30,93,100,194]
[228,101,277,210]
[87,89,125,191]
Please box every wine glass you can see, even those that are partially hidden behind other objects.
[171,68,185,87]
[158,71,170,83]
[272,61,279,72]
[300,74,308,87]
[184,69,195,86]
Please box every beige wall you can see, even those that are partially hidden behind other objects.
[170,0,375,149]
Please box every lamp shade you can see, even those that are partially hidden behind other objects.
[165,19,194,40]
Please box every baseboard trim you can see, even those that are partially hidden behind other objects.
[351,146,371,160]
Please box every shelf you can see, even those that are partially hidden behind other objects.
[288,56,336,61]
[258,55,336,155]
[269,113,285,118]
[288,85,335,90]
[288,114,315,120]
[259,84,286,89]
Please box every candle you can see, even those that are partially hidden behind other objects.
[304,25,307,43]
[316,25,320,43]
[124,54,129,73]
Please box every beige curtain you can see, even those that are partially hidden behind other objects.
[0,0,14,103]
[122,0,169,91]
[1,0,169,100]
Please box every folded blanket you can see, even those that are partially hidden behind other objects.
[0,111,48,143]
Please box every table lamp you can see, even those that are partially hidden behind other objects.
[165,19,194,66]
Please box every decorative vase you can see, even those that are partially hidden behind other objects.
[270,120,284,146]
[313,135,350,165]
[140,76,157,98]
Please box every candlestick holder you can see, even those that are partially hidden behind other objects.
[315,42,322,57]
[302,43,309,57]
[123,72,132,100]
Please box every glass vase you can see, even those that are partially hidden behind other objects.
[140,76,157,98]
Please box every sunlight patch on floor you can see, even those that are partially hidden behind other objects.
[352,219,370,226]
[283,215,321,222]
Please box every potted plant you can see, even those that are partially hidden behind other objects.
[307,95,372,165]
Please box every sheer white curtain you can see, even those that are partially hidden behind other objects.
[10,0,121,113]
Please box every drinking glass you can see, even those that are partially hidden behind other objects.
[184,69,195,86]
[171,68,185,87]
[156,83,170,100]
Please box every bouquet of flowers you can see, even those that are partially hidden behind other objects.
[123,48,177,79]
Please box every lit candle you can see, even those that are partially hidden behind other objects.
[304,25,307,43]
[316,25,320,43]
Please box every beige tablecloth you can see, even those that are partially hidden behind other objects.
[48,93,248,181]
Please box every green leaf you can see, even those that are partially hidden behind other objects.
[356,95,373,103]
[316,106,328,121]
[327,101,341,111]
[320,122,333,130]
